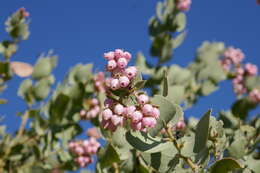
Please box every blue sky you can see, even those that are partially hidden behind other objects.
[0,0,260,172]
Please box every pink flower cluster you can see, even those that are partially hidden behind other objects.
[249,88,260,103]
[222,47,259,97]
[104,49,137,90]
[19,7,30,18]
[94,72,106,93]
[221,47,245,71]
[177,0,192,11]
[232,64,258,95]
[80,98,100,120]
[101,95,160,132]
[69,138,100,168]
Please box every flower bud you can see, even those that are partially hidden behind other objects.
[123,51,132,61]
[117,57,128,69]
[142,117,157,128]
[132,111,143,123]
[104,51,115,60]
[111,115,123,126]
[102,108,113,120]
[137,94,149,105]
[151,107,160,119]
[110,78,120,90]
[124,105,136,118]
[175,121,186,131]
[131,122,142,131]
[245,63,258,76]
[114,104,125,115]
[119,76,130,88]
[114,49,124,59]
[107,60,117,71]
[125,66,137,79]
[142,104,153,116]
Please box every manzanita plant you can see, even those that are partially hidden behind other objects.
[0,1,259,173]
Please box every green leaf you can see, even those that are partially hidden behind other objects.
[167,85,185,104]
[245,155,260,173]
[173,12,186,32]
[126,131,172,153]
[201,80,218,96]
[136,52,154,75]
[111,127,132,160]
[10,23,30,40]
[168,65,192,85]
[49,93,70,124]
[231,98,257,119]
[134,80,147,90]
[210,158,242,173]
[172,32,187,49]
[74,64,93,83]
[32,56,57,79]
[33,79,51,100]
[98,144,120,168]
[148,95,177,137]
[228,135,247,159]
[181,134,196,157]
[141,149,179,172]
[120,152,134,172]
[193,110,211,153]
[18,79,32,97]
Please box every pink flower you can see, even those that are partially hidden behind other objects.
[142,117,157,128]
[91,98,99,106]
[117,57,128,69]
[123,51,132,61]
[104,51,115,60]
[119,76,130,88]
[137,94,149,105]
[249,89,260,103]
[142,104,153,116]
[19,7,30,17]
[107,60,117,71]
[131,122,143,131]
[132,111,143,123]
[125,66,137,79]
[233,83,247,95]
[102,108,113,120]
[175,121,186,130]
[151,107,160,119]
[75,146,84,155]
[80,110,86,117]
[224,47,244,65]
[114,49,124,59]
[245,63,258,76]
[110,78,120,90]
[114,104,125,115]
[111,115,124,126]
[177,0,192,11]
[124,106,136,118]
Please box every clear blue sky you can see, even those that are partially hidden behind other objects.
[0,0,260,171]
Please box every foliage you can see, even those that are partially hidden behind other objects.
[0,2,259,173]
